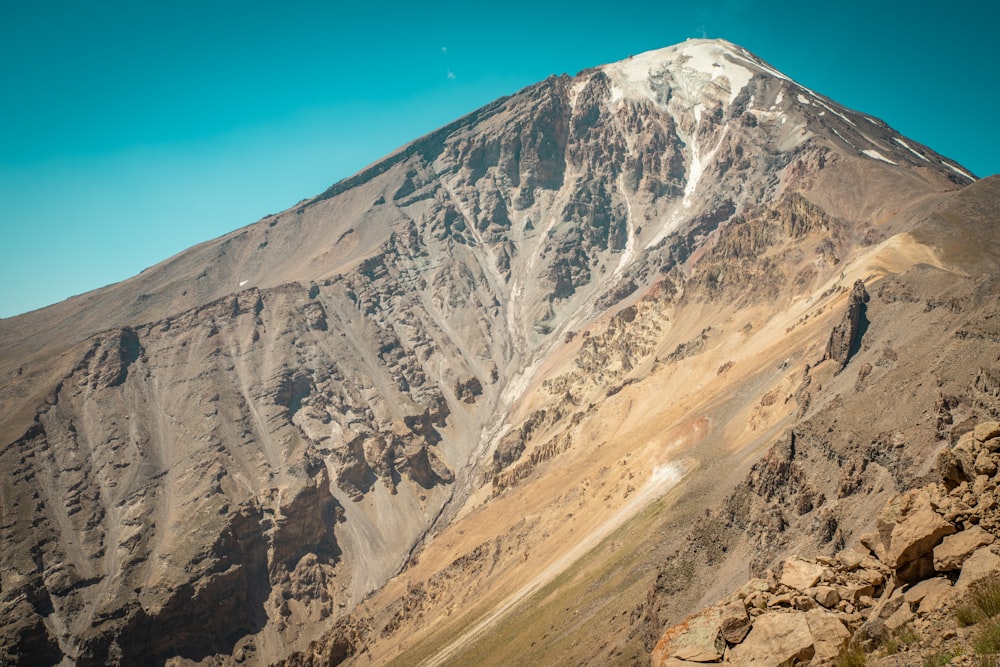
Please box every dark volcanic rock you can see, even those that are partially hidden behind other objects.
[824,279,870,371]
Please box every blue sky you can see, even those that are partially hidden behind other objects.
[2,1,998,318]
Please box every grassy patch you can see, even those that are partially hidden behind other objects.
[881,624,919,655]
[923,648,961,666]
[958,576,1000,626]
[973,616,1000,656]
[835,640,867,667]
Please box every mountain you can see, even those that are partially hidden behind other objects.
[1,38,996,666]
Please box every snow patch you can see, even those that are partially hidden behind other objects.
[862,149,898,165]
[830,127,855,149]
[942,161,975,181]
[893,137,929,162]
[569,77,589,111]
[796,93,811,105]
[601,39,754,108]
[239,280,248,287]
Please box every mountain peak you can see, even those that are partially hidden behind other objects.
[598,38,766,108]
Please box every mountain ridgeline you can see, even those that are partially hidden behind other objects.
[0,39,997,666]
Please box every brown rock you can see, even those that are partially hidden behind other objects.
[720,600,752,644]
[794,596,818,611]
[975,449,998,476]
[903,577,954,614]
[877,488,956,568]
[975,421,1000,444]
[856,567,885,587]
[804,609,851,663]
[809,585,841,609]
[884,604,914,633]
[780,557,825,592]
[651,607,725,664]
[728,611,815,666]
[859,532,888,562]
[823,279,869,372]
[956,547,1000,594]
[836,549,865,571]
[838,583,875,604]
[934,525,995,571]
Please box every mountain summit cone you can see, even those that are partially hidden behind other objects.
[0,39,996,666]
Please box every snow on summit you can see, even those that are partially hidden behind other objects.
[601,39,757,108]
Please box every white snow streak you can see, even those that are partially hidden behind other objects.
[862,149,898,165]
[942,161,975,181]
[893,137,929,162]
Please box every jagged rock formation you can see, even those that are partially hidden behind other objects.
[0,39,996,666]
[650,422,1000,666]
[823,279,869,371]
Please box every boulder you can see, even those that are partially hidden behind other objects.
[780,557,825,592]
[976,449,998,476]
[934,526,995,571]
[728,611,815,666]
[838,583,875,605]
[877,488,956,568]
[859,532,888,562]
[651,607,725,664]
[956,547,1000,594]
[809,585,841,609]
[720,600,752,644]
[804,609,850,663]
[836,549,865,571]
[903,577,954,615]
[884,604,914,634]
[974,421,1000,444]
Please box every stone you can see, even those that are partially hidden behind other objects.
[976,448,998,476]
[794,596,818,611]
[877,488,956,568]
[859,532,888,562]
[985,437,1000,454]
[836,549,865,570]
[720,600,752,644]
[780,557,825,592]
[904,577,954,615]
[838,583,875,604]
[728,611,815,666]
[975,421,1000,444]
[856,567,884,587]
[884,604,914,634]
[804,609,851,663]
[651,607,725,664]
[809,585,841,609]
[956,546,1000,594]
[934,525,995,571]
[823,279,869,371]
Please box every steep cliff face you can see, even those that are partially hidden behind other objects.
[0,39,992,666]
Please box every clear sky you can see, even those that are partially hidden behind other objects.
[2,1,998,318]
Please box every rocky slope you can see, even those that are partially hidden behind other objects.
[650,421,1000,666]
[0,39,995,666]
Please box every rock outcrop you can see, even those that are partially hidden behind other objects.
[823,279,869,371]
[651,422,1000,666]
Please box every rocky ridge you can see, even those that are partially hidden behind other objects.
[651,421,1000,666]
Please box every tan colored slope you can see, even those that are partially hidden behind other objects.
[307,226,951,666]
